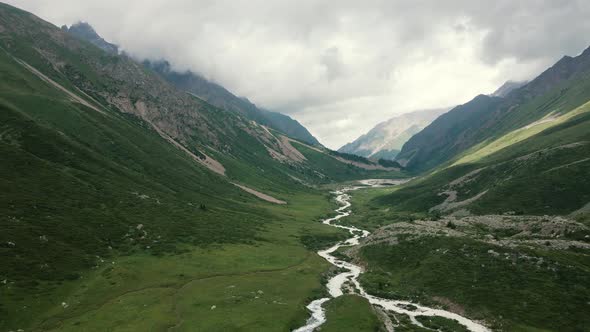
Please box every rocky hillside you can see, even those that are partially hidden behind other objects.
[61,22,118,55]
[339,108,448,160]
[142,59,321,146]
[62,22,321,146]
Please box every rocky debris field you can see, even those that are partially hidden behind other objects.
[363,214,590,251]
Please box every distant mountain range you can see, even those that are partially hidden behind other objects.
[338,108,448,160]
[62,22,321,146]
[2,3,590,331]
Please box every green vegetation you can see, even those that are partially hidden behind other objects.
[327,149,373,163]
[0,54,341,331]
[293,142,402,182]
[415,316,469,332]
[385,313,431,332]
[3,218,341,331]
[299,232,349,251]
[322,295,384,332]
[398,46,590,173]
[359,236,590,331]
[376,100,590,216]
[0,4,404,331]
[0,88,345,330]
[452,100,590,166]
[377,158,403,168]
[345,187,426,231]
[0,74,343,330]
[2,3,590,332]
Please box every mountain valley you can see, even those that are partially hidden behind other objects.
[0,3,589,332]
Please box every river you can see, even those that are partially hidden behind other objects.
[293,181,491,332]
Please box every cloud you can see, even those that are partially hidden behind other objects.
[6,0,590,148]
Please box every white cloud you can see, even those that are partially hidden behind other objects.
[6,0,590,148]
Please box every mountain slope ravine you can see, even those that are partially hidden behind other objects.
[293,181,490,332]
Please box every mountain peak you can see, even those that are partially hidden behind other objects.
[491,80,528,98]
[63,21,118,54]
[338,108,449,160]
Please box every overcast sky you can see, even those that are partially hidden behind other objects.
[7,1,590,148]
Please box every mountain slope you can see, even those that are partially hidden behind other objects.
[0,4,402,331]
[345,52,590,332]
[396,47,590,172]
[142,59,322,146]
[379,101,590,216]
[2,7,391,187]
[339,108,448,160]
[354,85,590,332]
[385,46,590,214]
[491,80,527,97]
[62,22,321,146]
[61,22,118,55]
[395,95,503,170]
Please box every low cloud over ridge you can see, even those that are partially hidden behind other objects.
[9,0,590,148]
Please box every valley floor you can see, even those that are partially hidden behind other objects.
[331,186,590,332]
[2,193,347,331]
[4,180,589,332]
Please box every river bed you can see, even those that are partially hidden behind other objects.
[293,182,491,332]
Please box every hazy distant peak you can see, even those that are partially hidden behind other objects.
[338,108,449,160]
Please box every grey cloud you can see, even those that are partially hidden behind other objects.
[320,47,344,81]
[469,0,590,64]
[7,0,590,148]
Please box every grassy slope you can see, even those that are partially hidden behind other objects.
[0,28,367,331]
[398,48,590,174]
[321,295,384,332]
[452,100,590,166]
[375,98,590,216]
[348,107,590,332]
[359,237,590,331]
[0,2,400,198]
[0,5,410,331]
[293,143,403,182]
[4,193,342,331]
[341,186,588,331]
[344,61,590,331]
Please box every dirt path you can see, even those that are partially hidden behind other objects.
[14,58,106,115]
[141,115,226,176]
[232,183,287,204]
